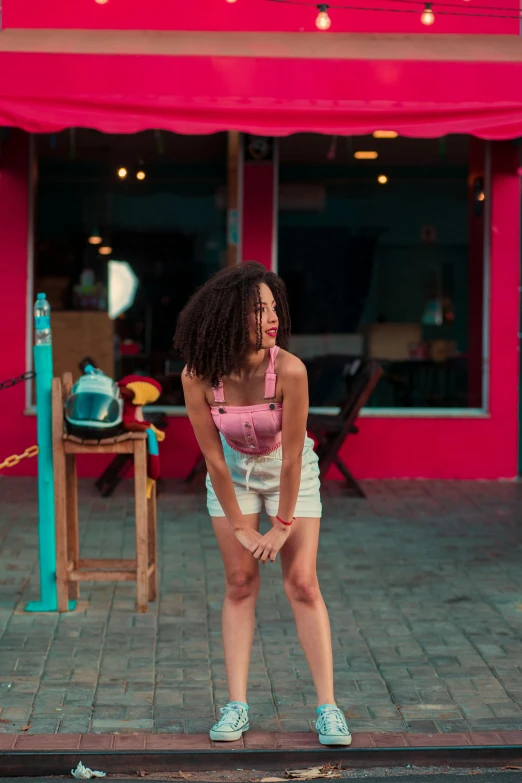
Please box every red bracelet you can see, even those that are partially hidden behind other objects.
[276,515,294,527]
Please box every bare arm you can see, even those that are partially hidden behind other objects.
[252,356,309,563]
[277,358,309,523]
[182,370,255,538]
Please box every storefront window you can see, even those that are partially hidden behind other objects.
[34,130,227,405]
[278,134,486,410]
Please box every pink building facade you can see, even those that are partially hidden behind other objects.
[1,0,521,480]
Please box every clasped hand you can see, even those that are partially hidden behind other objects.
[234,524,290,563]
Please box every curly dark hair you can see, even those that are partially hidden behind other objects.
[174,262,291,386]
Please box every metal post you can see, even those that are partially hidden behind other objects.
[26,337,58,611]
[26,294,74,611]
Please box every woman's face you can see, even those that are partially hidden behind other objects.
[248,283,279,350]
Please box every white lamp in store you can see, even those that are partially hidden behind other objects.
[108,260,139,320]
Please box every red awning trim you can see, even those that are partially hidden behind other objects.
[1,31,522,138]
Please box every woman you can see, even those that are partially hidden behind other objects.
[174,262,351,746]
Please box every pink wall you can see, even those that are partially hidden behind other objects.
[242,163,276,271]
[3,0,519,35]
[0,131,37,476]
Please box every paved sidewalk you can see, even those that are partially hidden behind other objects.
[0,478,521,737]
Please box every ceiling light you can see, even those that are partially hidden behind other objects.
[354,151,379,160]
[98,245,113,256]
[373,130,398,139]
[377,175,388,185]
[88,230,103,245]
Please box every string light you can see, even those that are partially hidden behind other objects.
[136,171,146,181]
[377,175,388,184]
[421,2,435,25]
[94,0,109,4]
[225,0,238,3]
[98,245,113,256]
[266,0,521,22]
[117,167,127,179]
[369,0,513,10]
[315,4,331,29]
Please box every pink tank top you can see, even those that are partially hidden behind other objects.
[210,346,283,455]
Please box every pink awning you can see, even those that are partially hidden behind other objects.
[1,30,522,138]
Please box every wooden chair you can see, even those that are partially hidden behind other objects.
[307,360,383,497]
[52,373,158,613]
[95,412,168,498]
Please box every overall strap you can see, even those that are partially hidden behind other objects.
[264,346,279,400]
[213,381,225,404]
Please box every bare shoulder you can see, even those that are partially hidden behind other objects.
[276,349,307,382]
[181,366,208,396]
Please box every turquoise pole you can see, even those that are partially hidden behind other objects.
[26,337,58,612]
[26,294,75,612]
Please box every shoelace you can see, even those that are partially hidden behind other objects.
[215,705,243,729]
[319,708,349,734]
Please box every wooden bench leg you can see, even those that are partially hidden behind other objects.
[52,376,70,612]
[66,454,80,600]
[54,440,70,612]
[134,439,149,613]
[148,482,158,602]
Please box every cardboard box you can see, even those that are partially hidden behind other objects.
[365,323,422,361]
[51,311,114,382]
[36,277,70,310]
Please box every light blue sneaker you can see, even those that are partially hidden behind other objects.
[210,701,249,742]
[315,704,352,746]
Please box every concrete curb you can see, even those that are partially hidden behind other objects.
[0,732,521,776]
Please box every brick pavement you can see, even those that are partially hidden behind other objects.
[0,478,521,738]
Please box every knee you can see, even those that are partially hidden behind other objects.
[226,570,259,603]
[284,573,321,605]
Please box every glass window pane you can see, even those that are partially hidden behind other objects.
[278,134,485,410]
[34,130,227,405]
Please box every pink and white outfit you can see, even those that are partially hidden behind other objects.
[206,346,322,518]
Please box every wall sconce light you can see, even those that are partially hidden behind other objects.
[473,176,485,216]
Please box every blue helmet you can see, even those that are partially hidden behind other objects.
[65,365,123,439]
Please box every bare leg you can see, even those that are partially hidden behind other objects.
[212,513,260,704]
[273,516,335,707]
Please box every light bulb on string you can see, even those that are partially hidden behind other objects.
[118,167,128,179]
[98,245,113,256]
[136,170,146,181]
[95,0,109,4]
[225,0,238,3]
[315,5,331,31]
[377,175,388,185]
[421,3,435,25]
